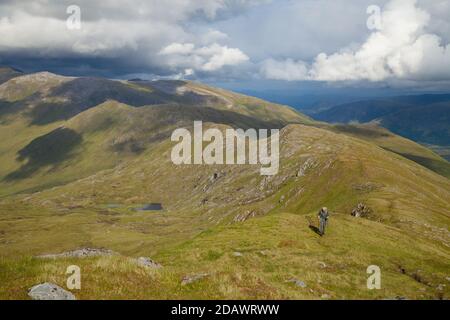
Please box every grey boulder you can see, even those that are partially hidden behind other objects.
[181,273,209,286]
[37,248,115,259]
[28,283,76,300]
[136,257,162,269]
[287,278,307,288]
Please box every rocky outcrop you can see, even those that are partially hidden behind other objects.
[181,273,209,285]
[37,248,115,259]
[233,210,257,223]
[136,257,162,269]
[28,283,76,300]
[296,158,318,177]
[351,203,372,218]
[287,278,307,288]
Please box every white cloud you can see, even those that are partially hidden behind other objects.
[1,0,449,85]
[200,29,229,44]
[260,58,308,81]
[261,0,450,82]
[159,42,249,72]
[160,43,195,56]
[202,46,249,71]
[0,0,259,73]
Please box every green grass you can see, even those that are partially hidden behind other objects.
[329,123,450,179]
[0,123,448,299]
[1,211,448,300]
[0,75,449,300]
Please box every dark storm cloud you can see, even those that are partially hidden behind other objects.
[0,0,449,87]
[0,0,260,78]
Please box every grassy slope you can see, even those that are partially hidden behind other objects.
[183,81,314,126]
[0,123,449,299]
[329,123,450,179]
[0,74,449,300]
[0,75,310,197]
[1,211,448,300]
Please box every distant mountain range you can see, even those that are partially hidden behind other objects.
[313,94,450,150]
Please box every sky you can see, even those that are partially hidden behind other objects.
[1,0,450,97]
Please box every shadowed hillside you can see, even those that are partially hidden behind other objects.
[0,67,22,85]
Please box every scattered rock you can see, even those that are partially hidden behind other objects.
[233,210,257,223]
[28,283,76,300]
[181,273,209,286]
[37,248,115,259]
[351,202,372,218]
[202,172,225,191]
[136,257,162,269]
[259,176,272,191]
[296,158,317,177]
[437,284,446,291]
[233,252,243,257]
[287,278,307,288]
[352,182,380,193]
[210,172,220,182]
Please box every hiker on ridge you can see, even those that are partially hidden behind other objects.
[318,207,329,236]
